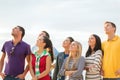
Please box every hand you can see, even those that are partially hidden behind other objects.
[32,76,37,80]
[115,69,120,76]
[100,69,104,76]
[89,64,96,69]
[16,73,25,79]
[65,71,74,76]
[86,64,96,72]
[0,73,6,79]
[84,66,89,71]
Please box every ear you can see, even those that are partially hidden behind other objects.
[46,48,50,52]
[43,43,46,48]
[19,30,22,36]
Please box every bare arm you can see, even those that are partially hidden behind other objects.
[38,56,51,79]
[24,54,30,75]
[0,52,6,79]
[29,54,36,78]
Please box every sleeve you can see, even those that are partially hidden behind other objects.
[25,44,32,56]
[71,56,85,77]
[53,47,59,59]
[58,58,67,76]
[1,42,6,53]
[53,55,59,80]
[93,50,102,71]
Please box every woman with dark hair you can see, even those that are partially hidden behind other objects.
[29,36,54,80]
[85,34,103,80]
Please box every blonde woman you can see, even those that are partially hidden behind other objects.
[59,41,85,80]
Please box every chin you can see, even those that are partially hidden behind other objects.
[105,32,109,34]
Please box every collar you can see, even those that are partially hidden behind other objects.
[107,35,119,41]
[11,40,22,46]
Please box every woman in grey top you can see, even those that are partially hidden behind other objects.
[59,41,85,80]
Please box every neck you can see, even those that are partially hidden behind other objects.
[70,52,76,58]
[108,33,115,40]
[64,49,69,54]
[37,47,44,54]
[90,46,94,51]
[12,37,21,46]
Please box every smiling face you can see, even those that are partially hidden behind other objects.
[36,36,46,48]
[69,41,82,58]
[88,35,96,48]
[62,38,72,49]
[69,42,78,52]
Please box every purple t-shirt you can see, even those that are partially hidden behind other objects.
[1,40,31,77]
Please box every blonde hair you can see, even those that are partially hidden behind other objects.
[65,41,82,70]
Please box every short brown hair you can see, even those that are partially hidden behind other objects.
[17,26,25,38]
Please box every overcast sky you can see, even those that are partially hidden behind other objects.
[0,0,120,53]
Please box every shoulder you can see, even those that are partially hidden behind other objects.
[2,40,12,47]
[46,55,51,61]
[21,41,30,45]
[20,41,30,47]
[95,50,102,55]
[77,56,85,64]
[79,56,85,61]
[116,35,120,42]
[96,50,102,53]
[102,40,107,46]
[4,40,12,44]
[57,52,64,56]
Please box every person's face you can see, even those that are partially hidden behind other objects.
[36,36,45,48]
[104,23,115,34]
[62,38,71,48]
[88,35,96,47]
[11,27,22,37]
[69,42,78,52]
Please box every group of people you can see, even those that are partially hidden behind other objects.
[0,21,120,80]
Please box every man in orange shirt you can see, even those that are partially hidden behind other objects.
[102,21,120,80]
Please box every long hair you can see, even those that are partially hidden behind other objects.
[43,36,54,62]
[65,41,82,70]
[85,34,102,57]
[42,31,50,38]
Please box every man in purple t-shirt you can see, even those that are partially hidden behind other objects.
[0,26,31,80]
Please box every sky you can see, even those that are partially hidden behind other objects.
[0,0,120,53]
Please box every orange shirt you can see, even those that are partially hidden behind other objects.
[102,35,120,78]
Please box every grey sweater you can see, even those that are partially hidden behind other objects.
[59,56,85,80]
